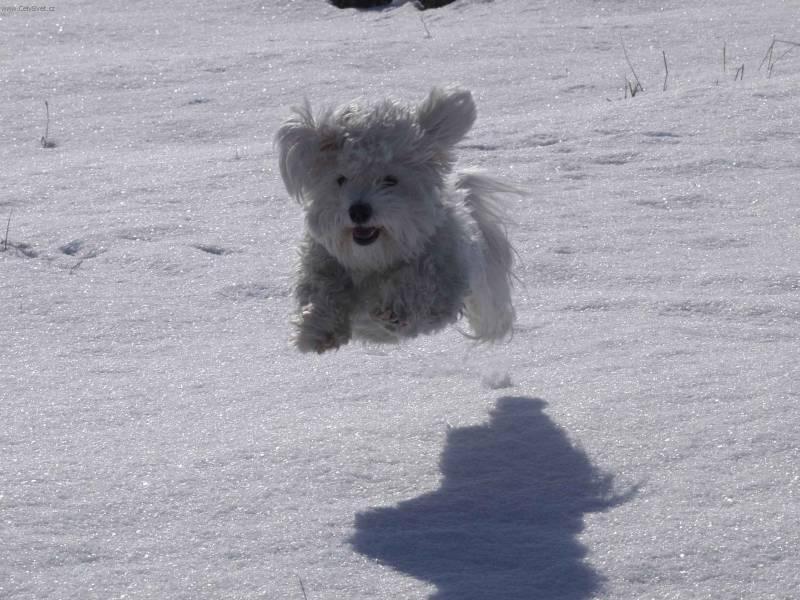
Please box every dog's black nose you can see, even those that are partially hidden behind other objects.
[349,202,372,225]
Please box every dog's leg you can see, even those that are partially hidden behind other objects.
[371,251,469,339]
[293,237,356,353]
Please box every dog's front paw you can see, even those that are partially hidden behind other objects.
[293,303,350,354]
[295,328,343,354]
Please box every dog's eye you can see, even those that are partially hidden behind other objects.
[336,175,347,187]
[382,175,398,187]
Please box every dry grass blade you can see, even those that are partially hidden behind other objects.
[723,41,727,74]
[759,37,776,71]
[297,575,309,600]
[625,78,643,98]
[3,211,12,252]
[759,37,799,78]
[41,100,57,148]
[621,37,644,93]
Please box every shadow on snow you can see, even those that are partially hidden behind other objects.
[351,396,633,600]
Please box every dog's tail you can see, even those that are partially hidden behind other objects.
[456,171,520,342]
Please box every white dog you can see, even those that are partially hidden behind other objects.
[276,86,517,353]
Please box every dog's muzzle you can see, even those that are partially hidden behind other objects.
[352,226,380,246]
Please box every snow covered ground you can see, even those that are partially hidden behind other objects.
[2,0,799,598]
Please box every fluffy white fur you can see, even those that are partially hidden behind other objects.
[275,86,518,353]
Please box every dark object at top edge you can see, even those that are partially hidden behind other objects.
[329,0,457,10]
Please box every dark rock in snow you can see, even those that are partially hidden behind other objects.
[416,0,457,8]
[329,0,392,8]
[329,0,458,9]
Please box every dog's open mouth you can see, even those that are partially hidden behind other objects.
[352,226,381,246]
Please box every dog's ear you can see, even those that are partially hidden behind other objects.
[417,86,477,149]
[275,101,323,201]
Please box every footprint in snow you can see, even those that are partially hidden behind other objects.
[192,243,237,256]
[2,242,38,259]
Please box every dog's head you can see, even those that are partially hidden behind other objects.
[275,86,476,272]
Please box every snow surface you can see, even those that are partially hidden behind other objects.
[2,0,799,598]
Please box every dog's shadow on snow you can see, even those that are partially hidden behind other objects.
[351,396,633,600]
